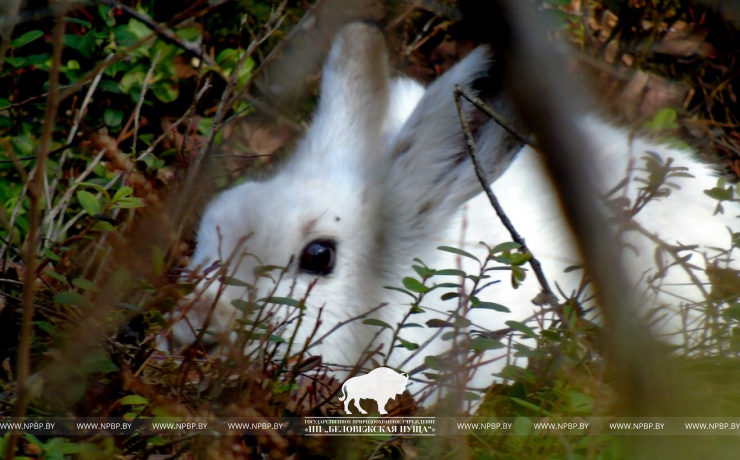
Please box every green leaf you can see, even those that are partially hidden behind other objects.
[402,277,429,293]
[473,301,510,312]
[424,355,447,371]
[644,107,678,131]
[426,319,453,328]
[118,394,149,406]
[396,338,419,350]
[363,318,391,329]
[511,397,545,413]
[36,321,58,336]
[72,278,99,292]
[400,322,423,328]
[11,30,44,49]
[260,297,303,308]
[91,221,115,232]
[81,349,119,374]
[79,182,111,201]
[512,416,535,436]
[43,270,69,285]
[490,242,522,253]
[440,292,459,301]
[104,108,124,127]
[704,187,733,202]
[383,286,416,299]
[723,303,740,322]
[222,276,250,287]
[113,197,146,209]
[437,245,480,263]
[44,248,61,262]
[505,320,538,339]
[231,299,255,313]
[411,264,433,278]
[66,17,93,28]
[54,292,91,308]
[434,269,466,277]
[76,190,102,215]
[471,336,505,352]
[113,186,133,201]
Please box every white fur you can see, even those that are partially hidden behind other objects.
[171,23,738,407]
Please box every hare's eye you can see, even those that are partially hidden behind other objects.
[299,239,336,275]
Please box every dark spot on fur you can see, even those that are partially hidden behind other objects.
[418,200,433,217]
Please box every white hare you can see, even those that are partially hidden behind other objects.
[171,23,739,406]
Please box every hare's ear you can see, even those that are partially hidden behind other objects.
[298,23,391,169]
[383,47,523,241]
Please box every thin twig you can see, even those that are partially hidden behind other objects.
[455,84,537,149]
[132,50,162,153]
[454,85,559,309]
[187,1,287,181]
[6,13,65,460]
[112,0,217,67]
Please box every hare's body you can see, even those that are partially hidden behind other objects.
[172,23,738,406]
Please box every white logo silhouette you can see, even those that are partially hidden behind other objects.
[338,367,409,414]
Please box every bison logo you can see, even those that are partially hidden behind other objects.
[338,367,409,415]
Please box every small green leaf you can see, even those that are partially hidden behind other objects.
[79,182,111,201]
[113,197,146,209]
[44,248,61,262]
[36,321,58,336]
[113,186,134,201]
[396,338,419,350]
[426,319,453,328]
[222,276,250,287]
[81,349,119,374]
[644,107,678,131]
[512,416,535,436]
[471,337,505,352]
[231,299,255,313]
[76,190,102,215]
[424,355,447,370]
[363,318,391,329]
[384,285,416,299]
[261,297,302,308]
[723,303,740,322]
[72,278,99,292]
[54,292,91,308]
[490,242,522,253]
[11,30,44,49]
[44,270,69,285]
[505,320,538,339]
[91,221,115,232]
[402,277,429,293]
[434,269,466,277]
[411,264,433,278]
[119,395,149,406]
[473,301,510,312]
[704,187,733,202]
[437,245,480,263]
[104,108,124,127]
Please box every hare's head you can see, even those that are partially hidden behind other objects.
[171,23,524,369]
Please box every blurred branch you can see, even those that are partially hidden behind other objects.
[486,0,674,421]
[5,11,66,460]
[111,0,217,67]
